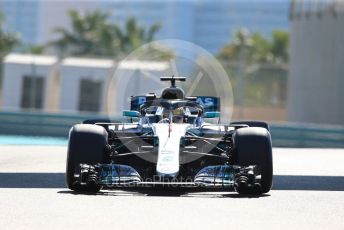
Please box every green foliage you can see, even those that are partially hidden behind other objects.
[114,17,161,53]
[0,12,20,59]
[218,29,289,108]
[218,29,289,64]
[0,12,21,97]
[50,10,167,58]
[50,10,116,57]
[22,44,45,54]
[271,30,289,63]
[249,32,272,63]
[243,67,288,106]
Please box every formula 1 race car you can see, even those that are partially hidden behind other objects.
[66,76,273,194]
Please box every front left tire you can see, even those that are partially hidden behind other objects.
[66,124,108,192]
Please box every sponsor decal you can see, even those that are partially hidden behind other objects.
[196,97,214,107]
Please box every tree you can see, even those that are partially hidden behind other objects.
[113,17,161,54]
[113,17,175,60]
[218,29,289,64]
[270,30,289,63]
[50,10,163,58]
[217,29,289,108]
[248,32,272,63]
[22,44,45,54]
[0,12,20,59]
[50,10,116,57]
[218,29,250,63]
[0,12,20,93]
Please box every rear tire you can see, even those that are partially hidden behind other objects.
[231,121,269,131]
[66,124,108,192]
[233,127,273,194]
[83,118,111,124]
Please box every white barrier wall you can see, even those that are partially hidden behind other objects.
[288,8,344,125]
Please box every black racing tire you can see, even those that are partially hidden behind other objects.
[83,118,111,124]
[230,121,269,131]
[233,127,273,194]
[66,124,108,192]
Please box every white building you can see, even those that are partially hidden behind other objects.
[2,54,58,111]
[1,54,169,114]
[59,58,169,115]
[288,0,344,125]
[59,57,114,113]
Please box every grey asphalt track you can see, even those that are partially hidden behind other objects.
[0,146,344,230]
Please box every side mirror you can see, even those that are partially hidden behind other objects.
[202,111,220,118]
[123,110,141,118]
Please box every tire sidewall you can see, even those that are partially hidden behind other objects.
[66,124,108,191]
[233,127,273,193]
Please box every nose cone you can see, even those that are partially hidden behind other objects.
[154,123,191,180]
[157,167,179,178]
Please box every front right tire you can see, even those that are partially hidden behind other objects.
[233,127,273,194]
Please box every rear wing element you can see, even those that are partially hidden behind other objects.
[186,96,220,112]
[130,94,156,112]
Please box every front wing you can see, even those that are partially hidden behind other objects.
[75,163,261,190]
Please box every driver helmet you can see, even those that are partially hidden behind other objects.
[172,107,185,123]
